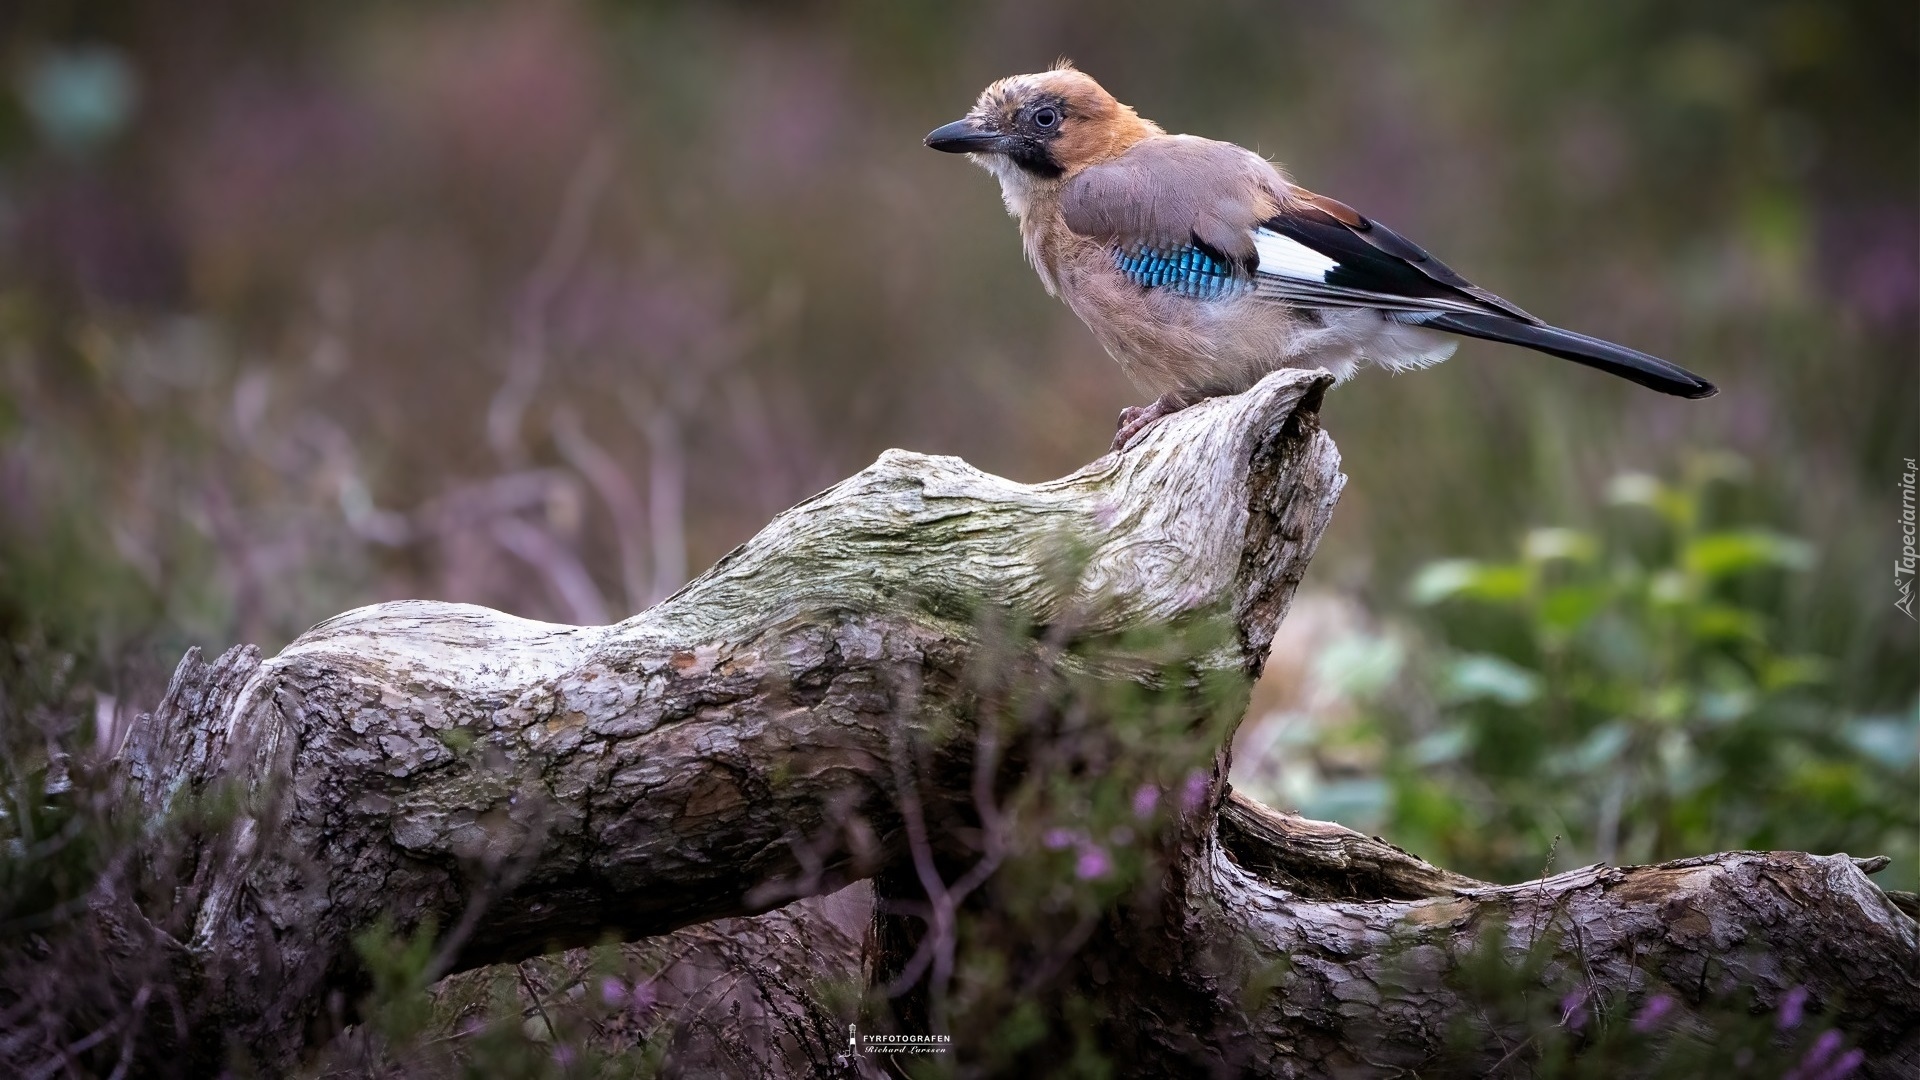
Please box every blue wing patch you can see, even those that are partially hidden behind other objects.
[1112,242,1249,300]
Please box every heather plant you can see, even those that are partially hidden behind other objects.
[879,610,1244,1078]
[284,545,1246,1078]
[1399,918,1869,1079]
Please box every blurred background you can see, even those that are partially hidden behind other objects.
[2,1,1913,887]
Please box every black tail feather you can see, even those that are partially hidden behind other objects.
[1421,311,1717,399]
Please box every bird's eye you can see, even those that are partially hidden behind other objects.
[1033,107,1060,129]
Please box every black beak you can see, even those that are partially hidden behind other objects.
[925,117,1007,154]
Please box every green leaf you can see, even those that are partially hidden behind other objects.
[1759,654,1830,692]
[1538,584,1606,634]
[1301,777,1391,828]
[1407,725,1471,766]
[1656,728,1704,793]
[1688,603,1765,642]
[1545,721,1630,775]
[1606,472,1666,509]
[1584,611,1652,677]
[1648,568,1692,606]
[1684,530,1815,578]
[1311,633,1405,700]
[1409,559,1483,605]
[1607,471,1692,525]
[1697,688,1755,723]
[1523,527,1598,563]
[1650,686,1692,723]
[1409,560,1530,605]
[1439,653,1543,706]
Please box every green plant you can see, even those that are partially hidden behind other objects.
[1388,455,1915,885]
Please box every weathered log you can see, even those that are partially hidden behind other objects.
[352,885,876,1080]
[18,366,1909,1077]
[1109,790,1919,1076]
[93,369,1337,1072]
[601,793,1918,1077]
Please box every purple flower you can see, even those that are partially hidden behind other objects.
[1826,1048,1866,1079]
[1180,769,1210,813]
[1132,783,1160,819]
[630,979,659,1021]
[600,976,628,1006]
[1778,985,1809,1030]
[1559,988,1589,1033]
[1795,1029,1844,1075]
[1783,1030,1858,1080]
[1075,846,1112,880]
[551,1043,576,1068]
[1631,993,1675,1033]
[1043,827,1077,851]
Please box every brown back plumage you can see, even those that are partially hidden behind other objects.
[1059,136,1293,270]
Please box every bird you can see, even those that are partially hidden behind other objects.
[923,63,1716,450]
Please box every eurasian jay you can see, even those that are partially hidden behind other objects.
[925,64,1716,449]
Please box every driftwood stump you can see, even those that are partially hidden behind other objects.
[25,369,1914,1076]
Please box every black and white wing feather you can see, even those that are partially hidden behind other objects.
[1250,192,1534,320]
[1253,191,1716,398]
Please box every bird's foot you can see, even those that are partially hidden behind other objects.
[1111,393,1187,451]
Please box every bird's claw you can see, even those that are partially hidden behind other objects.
[1111,409,1152,452]
[1110,394,1185,452]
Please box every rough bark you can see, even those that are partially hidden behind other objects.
[1120,790,1919,1076]
[633,796,1918,1077]
[374,885,875,1080]
[30,366,1912,1076]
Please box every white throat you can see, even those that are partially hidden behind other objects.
[972,152,1047,223]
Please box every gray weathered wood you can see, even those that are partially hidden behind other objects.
[102,369,1338,1072]
[1108,791,1919,1076]
[38,366,1913,1077]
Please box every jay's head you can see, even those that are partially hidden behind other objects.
[925,63,1160,185]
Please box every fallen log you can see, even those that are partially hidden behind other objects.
[9,368,1906,1077]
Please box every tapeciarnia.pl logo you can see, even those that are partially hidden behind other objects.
[1898,457,1917,620]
